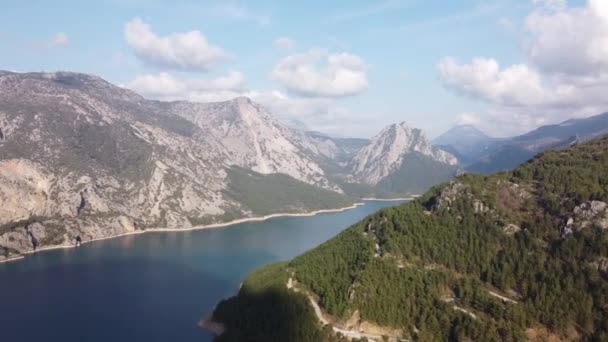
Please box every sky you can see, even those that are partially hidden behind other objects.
[1,0,606,139]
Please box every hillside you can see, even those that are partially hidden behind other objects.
[466,113,608,173]
[0,71,354,260]
[0,70,463,261]
[209,136,608,341]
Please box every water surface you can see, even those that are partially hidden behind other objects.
[0,201,402,341]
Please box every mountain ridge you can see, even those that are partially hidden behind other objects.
[0,70,458,260]
[0,71,351,259]
[208,135,608,342]
[434,113,608,173]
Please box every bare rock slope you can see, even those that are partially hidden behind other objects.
[0,71,344,257]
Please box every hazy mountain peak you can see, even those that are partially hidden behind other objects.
[433,124,492,144]
[349,122,457,185]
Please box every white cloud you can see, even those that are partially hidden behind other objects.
[272,49,368,98]
[251,90,375,137]
[126,71,245,102]
[438,0,608,134]
[126,73,373,136]
[525,0,608,76]
[438,57,548,107]
[273,36,296,51]
[124,17,227,71]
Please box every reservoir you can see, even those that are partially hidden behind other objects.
[0,200,403,342]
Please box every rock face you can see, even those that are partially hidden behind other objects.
[348,122,458,191]
[562,201,608,236]
[0,71,346,254]
[165,97,340,192]
[0,71,463,256]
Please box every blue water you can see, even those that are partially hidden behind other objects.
[0,201,402,342]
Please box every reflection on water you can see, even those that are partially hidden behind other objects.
[0,201,403,342]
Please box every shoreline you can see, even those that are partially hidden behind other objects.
[9,202,365,261]
[360,196,418,201]
[0,255,25,264]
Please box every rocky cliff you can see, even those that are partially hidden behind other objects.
[0,71,347,258]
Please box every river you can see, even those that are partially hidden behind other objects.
[0,200,403,342]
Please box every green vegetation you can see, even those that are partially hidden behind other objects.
[225,167,355,216]
[213,263,333,342]
[211,136,608,341]
[375,152,458,195]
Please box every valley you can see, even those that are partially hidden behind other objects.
[0,71,456,261]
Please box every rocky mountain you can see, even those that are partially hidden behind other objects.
[467,113,608,173]
[348,122,458,195]
[0,70,467,261]
[162,97,341,192]
[304,131,369,163]
[208,135,608,342]
[433,124,499,165]
[0,71,351,259]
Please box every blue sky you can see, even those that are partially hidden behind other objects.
[1,0,603,138]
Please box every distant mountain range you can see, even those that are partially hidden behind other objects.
[433,124,501,165]
[434,113,608,174]
[0,71,457,259]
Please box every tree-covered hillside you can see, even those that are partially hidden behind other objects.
[209,136,608,341]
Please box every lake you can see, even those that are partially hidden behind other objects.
[0,200,403,342]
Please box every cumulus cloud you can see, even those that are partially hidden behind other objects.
[127,71,245,102]
[438,57,548,107]
[271,49,368,97]
[525,0,608,76]
[124,17,227,71]
[438,0,608,134]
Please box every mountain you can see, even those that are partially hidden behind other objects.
[304,131,369,164]
[467,113,608,173]
[0,71,352,258]
[0,70,468,260]
[433,124,499,165]
[207,135,608,342]
[347,122,458,195]
[162,97,342,192]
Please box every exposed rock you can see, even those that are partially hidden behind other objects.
[0,71,353,255]
[473,199,489,213]
[503,224,521,235]
[343,309,404,339]
[590,257,608,274]
[349,122,457,185]
[562,201,608,236]
[433,181,465,210]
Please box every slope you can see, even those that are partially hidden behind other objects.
[209,135,608,341]
[467,112,608,173]
[0,71,353,259]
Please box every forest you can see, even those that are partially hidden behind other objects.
[212,136,608,341]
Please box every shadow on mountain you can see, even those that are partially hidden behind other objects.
[210,262,342,342]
